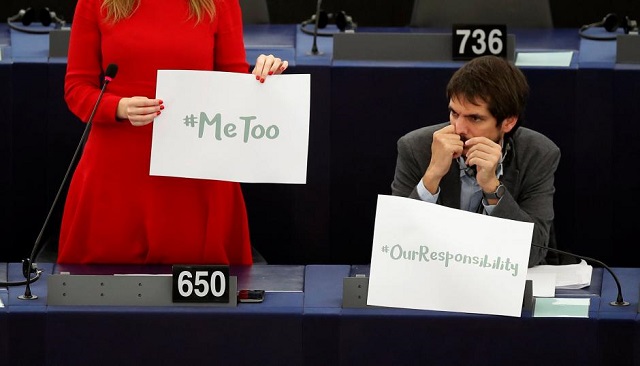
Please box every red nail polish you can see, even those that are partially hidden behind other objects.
[160,105,165,110]
[260,78,265,83]
[255,75,260,80]
[157,111,161,115]
[268,71,273,75]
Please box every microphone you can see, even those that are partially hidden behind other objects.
[17,64,118,300]
[531,243,629,307]
[307,0,323,55]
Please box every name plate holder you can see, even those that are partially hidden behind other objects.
[342,275,371,308]
[333,33,515,62]
[343,276,533,311]
[616,34,640,64]
[47,274,237,307]
[48,28,70,58]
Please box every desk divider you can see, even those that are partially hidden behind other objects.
[47,274,237,306]
[342,275,370,308]
[616,35,640,64]
[333,32,515,62]
[48,29,70,58]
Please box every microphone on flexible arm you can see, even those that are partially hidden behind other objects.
[16,64,119,300]
[307,0,323,55]
[531,242,629,306]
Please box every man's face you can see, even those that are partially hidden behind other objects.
[448,96,502,156]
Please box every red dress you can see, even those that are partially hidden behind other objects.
[59,0,253,265]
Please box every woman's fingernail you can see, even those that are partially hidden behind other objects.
[260,78,265,83]
[160,105,165,110]
[268,71,273,75]
[255,75,260,80]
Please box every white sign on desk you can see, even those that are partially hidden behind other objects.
[368,195,533,317]
[152,70,310,184]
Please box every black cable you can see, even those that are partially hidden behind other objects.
[578,22,617,41]
[0,270,42,287]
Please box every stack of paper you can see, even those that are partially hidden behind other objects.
[526,260,593,297]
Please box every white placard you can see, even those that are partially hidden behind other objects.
[515,51,573,67]
[152,70,310,183]
[368,194,534,317]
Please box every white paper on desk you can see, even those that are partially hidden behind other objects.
[527,259,592,289]
[152,70,310,183]
[368,195,533,318]
[515,51,573,67]
[525,272,556,297]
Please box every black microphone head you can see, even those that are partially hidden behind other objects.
[21,8,36,26]
[465,166,476,177]
[105,64,118,79]
[602,13,619,32]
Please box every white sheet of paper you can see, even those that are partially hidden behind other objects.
[515,51,574,67]
[368,195,533,317]
[525,271,556,297]
[527,259,592,289]
[151,70,310,183]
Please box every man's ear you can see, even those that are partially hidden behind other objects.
[501,116,517,133]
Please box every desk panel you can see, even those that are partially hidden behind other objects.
[0,62,11,257]
[596,268,640,365]
[10,61,48,262]
[4,263,49,366]
[339,311,599,365]
[521,66,577,262]
[612,69,640,267]
[577,37,640,267]
[302,265,350,366]
[45,303,303,366]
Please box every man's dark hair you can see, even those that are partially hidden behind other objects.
[446,55,529,133]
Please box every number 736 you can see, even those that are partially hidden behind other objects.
[456,28,504,55]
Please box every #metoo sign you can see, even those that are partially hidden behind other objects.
[151,70,310,184]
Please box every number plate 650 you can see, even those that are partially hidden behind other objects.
[172,265,230,303]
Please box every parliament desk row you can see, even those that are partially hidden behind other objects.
[1,24,640,268]
[1,263,640,365]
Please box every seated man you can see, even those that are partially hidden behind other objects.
[391,55,558,268]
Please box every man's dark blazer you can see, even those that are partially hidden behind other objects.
[391,122,560,268]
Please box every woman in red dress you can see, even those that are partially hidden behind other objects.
[59,0,288,265]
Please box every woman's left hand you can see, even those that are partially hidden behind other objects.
[252,54,288,83]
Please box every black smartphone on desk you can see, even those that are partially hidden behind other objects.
[238,289,265,303]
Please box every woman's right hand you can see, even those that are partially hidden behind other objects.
[117,96,164,126]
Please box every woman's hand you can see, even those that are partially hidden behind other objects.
[116,96,164,126]
[252,54,289,83]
